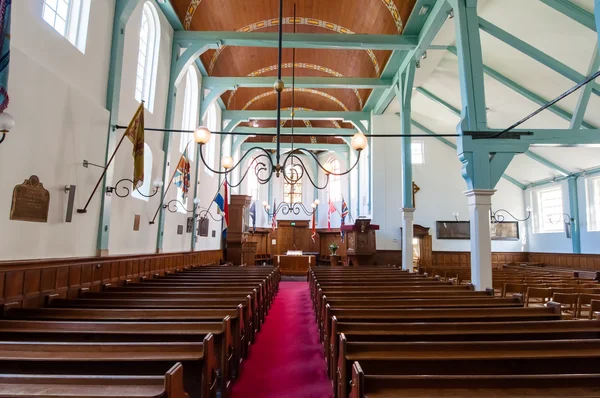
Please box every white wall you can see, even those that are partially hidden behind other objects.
[372,114,527,252]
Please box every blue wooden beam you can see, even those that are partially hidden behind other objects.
[399,60,417,209]
[572,46,600,129]
[447,46,598,129]
[540,0,597,31]
[527,165,600,188]
[174,31,418,50]
[155,0,184,31]
[223,110,370,122]
[203,76,392,89]
[479,18,600,96]
[568,176,582,254]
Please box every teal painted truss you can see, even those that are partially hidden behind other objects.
[203,77,392,90]
[571,46,600,129]
[222,110,370,122]
[540,0,597,31]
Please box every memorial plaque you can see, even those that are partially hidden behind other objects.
[10,175,50,223]
[198,217,209,237]
[133,214,141,231]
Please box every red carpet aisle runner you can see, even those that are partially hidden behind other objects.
[232,281,333,398]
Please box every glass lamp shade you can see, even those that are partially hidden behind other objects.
[323,162,334,175]
[0,112,15,133]
[314,199,320,205]
[152,179,164,188]
[351,132,368,151]
[265,205,271,210]
[221,156,234,169]
[194,126,211,144]
[193,197,201,205]
[526,206,533,213]
[311,203,317,209]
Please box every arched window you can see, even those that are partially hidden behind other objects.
[283,164,303,204]
[328,157,342,202]
[135,2,160,112]
[132,144,152,201]
[203,101,218,175]
[180,66,199,161]
[247,158,260,201]
[42,0,91,52]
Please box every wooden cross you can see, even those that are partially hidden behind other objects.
[412,182,421,208]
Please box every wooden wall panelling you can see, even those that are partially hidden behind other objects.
[318,230,345,258]
[0,250,222,308]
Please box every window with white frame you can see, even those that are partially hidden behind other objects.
[203,102,218,175]
[247,158,260,201]
[284,164,303,204]
[180,67,199,161]
[534,186,564,233]
[132,144,153,201]
[42,0,90,52]
[327,157,342,202]
[135,2,160,112]
[411,141,424,164]
[586,176,600,231]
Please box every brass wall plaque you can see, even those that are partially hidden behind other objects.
[10,175,50,223]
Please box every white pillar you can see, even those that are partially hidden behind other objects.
[465,189,495,290]
[401,208,415,272]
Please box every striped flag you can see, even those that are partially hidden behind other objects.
[174,148,191,201]
[213,180,228,234]
[311,210,316,243]
[271,199,277,233]
[340,197,349,242]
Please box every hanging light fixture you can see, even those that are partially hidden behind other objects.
[490,207,533,223]
[193,0,366,190]
[0,111,15,145]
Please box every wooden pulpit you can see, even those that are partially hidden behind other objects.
[342,219,380,266]
[225,194,252,265]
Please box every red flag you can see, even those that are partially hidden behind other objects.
[271,199,277,233]
[328,198,337,231]
[224,181,229,229]
[311,211,316,243]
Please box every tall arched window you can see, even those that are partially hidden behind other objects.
[42,0,90,52]
[247,158,260,201]
[132,144,152,201]
[135,2,160,112]
[283,164,303,204]
[203,101,218,175]
[180,66,199,161]
[328,157,342,201]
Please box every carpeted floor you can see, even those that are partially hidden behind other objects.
[232,281,333,398]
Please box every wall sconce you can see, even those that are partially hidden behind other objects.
[548,213,575,238]
[452,212,459,221]
[0,112,15,145]
[106,178,163,198]
[164,197,201,214]
[491,207,532,223]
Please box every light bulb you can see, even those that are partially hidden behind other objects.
[311,203,317,209]
[412,238,419,245]
[266,205,271,210]
[221,156,234,169]
[526,206,533,213]
[0,112,15,133]
[323,162,334,175]
[193,197,201,205]
[350,132,367,151]
[194,126,211,144]
[314,199,320,205]
[152,179,164,188]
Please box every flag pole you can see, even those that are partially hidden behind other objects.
[149,141,194,224]
[77,129,127,213]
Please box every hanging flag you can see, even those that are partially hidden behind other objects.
[340,197,349,242]
[328,198,337,231]
[123,103,145,188]
[249,201,256,233]
[271,199,277,233]
[174,148,191,201]
[213,181,228,233]
[311,210,316,243]
[0,0,11,114]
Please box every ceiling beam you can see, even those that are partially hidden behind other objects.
[447,46,598,129]
[416,87,571,176]
[527,165,600,189]
[241,142,348,151]
[233,127,356,135]
[174,31,418,50]
[571,45,600,129]
[155,0,184,31]
[539,0,597,31]
[223,110,369,122]
[203,77,392,90]
[479,18,600,96]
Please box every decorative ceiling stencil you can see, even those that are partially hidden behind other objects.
[227,63,364,109]
[184,0,202,30]
[381,0,404,33]
[208,17,380,75]
[242,89,349,111]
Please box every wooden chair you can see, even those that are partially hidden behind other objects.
[551,292,579,318]
[591,300,600,320]
[578,294,600,319]
[502,283,527,297]
[525,287,553,307]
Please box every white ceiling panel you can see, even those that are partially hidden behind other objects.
[505,154,563,184]
[528,146,600,173]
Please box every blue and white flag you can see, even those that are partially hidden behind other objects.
[213,181,228,233]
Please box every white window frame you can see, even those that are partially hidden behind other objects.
[585,176,600,232]
[532,186,564,234]
[203,102,218,176]
[132,144,152,201]
[180,67,199,161]
[135,2,161,112]
[42,0,90,53]
[327,157,342,202]
[411,141,424,164]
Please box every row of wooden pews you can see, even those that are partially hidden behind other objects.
[0,265,280,398]
[310,266,600,398]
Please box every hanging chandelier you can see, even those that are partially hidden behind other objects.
[192,0,367,190]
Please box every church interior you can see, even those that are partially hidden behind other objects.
[0,0,600,396]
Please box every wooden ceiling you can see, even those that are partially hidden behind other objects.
[172,0,417,130]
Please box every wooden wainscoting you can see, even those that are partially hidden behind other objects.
[432,251,529,268]
[245,228,272,255]
[527,253,600,271]
[319,230,345,257]
[0,250,222,309]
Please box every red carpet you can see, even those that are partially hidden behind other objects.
[232,281,333,398]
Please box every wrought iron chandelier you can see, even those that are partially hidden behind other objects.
[191,0,367,190]
[490,207,532,223]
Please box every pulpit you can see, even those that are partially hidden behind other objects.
[226,194,252,265]
[342,219,379,266]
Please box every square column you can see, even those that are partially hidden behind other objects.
[401,208,415,272]
[465,189,495,290]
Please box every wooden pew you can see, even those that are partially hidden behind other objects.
[0,336,217,398]
[337,337,600,398]
[0,318,234,395]
[0,362,188,397]
[349,362,600,398]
